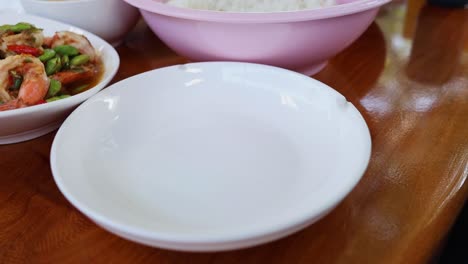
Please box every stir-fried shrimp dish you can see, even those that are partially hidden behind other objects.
[0,22,103,111]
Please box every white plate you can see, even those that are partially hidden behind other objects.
[51,62,371,252]
[0,12,119,144]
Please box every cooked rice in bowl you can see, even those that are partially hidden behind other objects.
[165,0,336,12]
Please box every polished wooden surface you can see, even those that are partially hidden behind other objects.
[1,2,467,263]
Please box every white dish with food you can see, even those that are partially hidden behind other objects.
[0,12,119,144]
[51,62,371,252]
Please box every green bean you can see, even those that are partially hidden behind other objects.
[0,22,35,33]
[10,22,34,33]
[61,55,70,69]
[45,57,62,76]
[72,84,89,94]
[53,45,79,56]
[46,94,71,102]
[70,67,84,73]
[46,96,60,103]
[11,76,23,90]
[38,49,56,62]
[47,79,62,98]
[8,71,22,90]
[70,54,90,66]
[0,25,10,31]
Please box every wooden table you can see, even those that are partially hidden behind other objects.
[1,2,467,263]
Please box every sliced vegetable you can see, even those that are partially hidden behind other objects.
[0,25,10,32]
[70,54,90,66]
[61,55,70,69]
[10,76,23,90]
[0,22,35,33]
[46,94,70,103]
[45,57,62,76]
[53,45,79,56]
[46,97,60,103]
[72,84,89,94]
[38,49,56,62]
[7,45,42,56]
[8,71,22,91]
[47,79,62,98]
[10,22,35,33]
[35,99,47,105]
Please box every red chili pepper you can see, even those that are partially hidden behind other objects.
[35,99,47,105]
[8,73,13,87]
[7,45,43,56]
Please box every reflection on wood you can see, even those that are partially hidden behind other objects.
[406,5,467,84]
[403,0,426,39]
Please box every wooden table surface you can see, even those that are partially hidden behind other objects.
[1,2,467,263]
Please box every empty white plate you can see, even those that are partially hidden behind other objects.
[50,62,371,252]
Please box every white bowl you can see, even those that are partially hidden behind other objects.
[51,62,371,252]
[20,0,140,46]
[0,12,120,144]
[0,0,24,13]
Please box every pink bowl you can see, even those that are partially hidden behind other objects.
[123,0,390,75]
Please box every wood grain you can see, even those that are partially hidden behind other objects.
[0,3,467,264]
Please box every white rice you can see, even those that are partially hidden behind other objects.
[165,0,336,12]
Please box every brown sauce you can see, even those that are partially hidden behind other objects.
[64,58,105,95]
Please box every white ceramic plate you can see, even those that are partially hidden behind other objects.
[51,62,371,252]
[0,12,119,144]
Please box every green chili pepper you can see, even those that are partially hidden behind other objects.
[45,56,62,76]
[38,49,56,62]
[70,54,89,66]
[47,79,62,98]
[53,45,79,56]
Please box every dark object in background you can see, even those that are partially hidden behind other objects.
[428,0,467,8]
[438,202,468,263]
[405,5,466,85]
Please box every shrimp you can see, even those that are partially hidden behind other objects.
[1,30,44,48]
[51,64,97,85]
[0,55,49,111]
[0,30,44,55]
[48,31,97,62]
